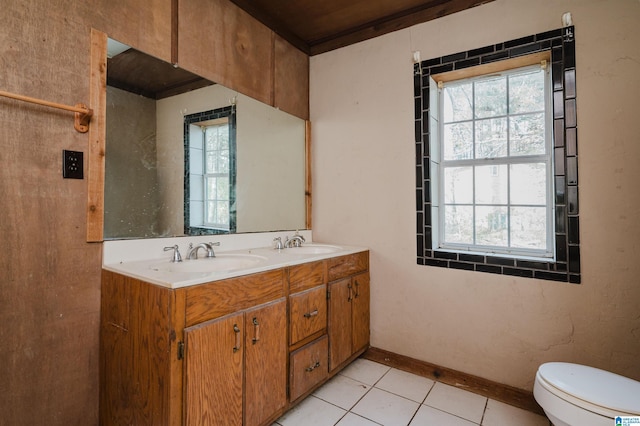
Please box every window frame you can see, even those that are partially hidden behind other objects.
[415,26,581,283]
[184,105,237,236]
[202,118,231,230]
[433,64,555,260]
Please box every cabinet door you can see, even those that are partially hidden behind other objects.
[289,285,327,345]
[184,312,244,426]
[244,299,287,426]
[328,278,352,371]
[351,273,370,353]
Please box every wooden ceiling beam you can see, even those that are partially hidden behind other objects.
[308,0,495,55]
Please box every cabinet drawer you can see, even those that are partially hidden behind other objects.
[289,260,325,294]
[327,251,369,282]
[289,336,328,402]
[289,285,326,345]
[185,269,286,327]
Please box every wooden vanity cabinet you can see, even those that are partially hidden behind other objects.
[327,253,370,371]
[100,251,369,425]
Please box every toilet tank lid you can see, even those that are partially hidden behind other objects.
[538,362,640,415]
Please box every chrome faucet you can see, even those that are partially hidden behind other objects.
[163,245,183,262]
[187,242,217,259]
[284,232,306,248]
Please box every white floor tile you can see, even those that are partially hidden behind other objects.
[375,368,435,403]
[276,395,346,426]
[351,387,420,426]
[340,359,391,386]
[314,374,371,410]
[410,405,479,426]
[336,412,382,426]
[424,382,487,424]
[482,399,549,426]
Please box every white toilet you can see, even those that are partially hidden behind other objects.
[534,362,640,426]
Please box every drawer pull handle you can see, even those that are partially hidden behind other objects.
[304,310,319,318]
[233,324,241,353]
[354,280,360,298]
[305,361,321,372]
[252,317,260,344]
[347,283,353,301]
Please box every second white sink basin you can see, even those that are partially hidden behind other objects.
[286,244,343,254]
[150,253,268,274]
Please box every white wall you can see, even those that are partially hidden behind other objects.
[310,0,640,390]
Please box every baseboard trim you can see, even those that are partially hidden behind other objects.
[362,347,545,416]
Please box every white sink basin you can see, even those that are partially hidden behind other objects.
[286,244,343,254]
[150,253,268,274]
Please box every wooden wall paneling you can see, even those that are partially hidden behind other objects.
[274,34,309,120]
[87,0,174,63]
[178,0,274,106]
[87,28,107,242]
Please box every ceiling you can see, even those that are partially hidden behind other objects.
[229,0,494,55]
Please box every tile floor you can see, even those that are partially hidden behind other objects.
[274,359,550,426]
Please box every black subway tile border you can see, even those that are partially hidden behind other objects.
[415,26,581,284]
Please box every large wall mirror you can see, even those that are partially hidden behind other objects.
[104,38,308,240]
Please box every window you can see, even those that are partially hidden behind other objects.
[415,26,581,283]
[435,65,553,259]
[203,120,231,230]
[184,106,236,235]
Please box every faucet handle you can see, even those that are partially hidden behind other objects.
[163,245,183,263]
[273,237,284,250]
[208,241,221,247]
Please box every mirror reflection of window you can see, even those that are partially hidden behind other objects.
[185,107,237,235]
[203,119,230,230]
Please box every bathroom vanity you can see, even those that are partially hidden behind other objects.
[100,242,369,426]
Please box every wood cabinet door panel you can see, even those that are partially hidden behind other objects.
[351,273,370,353]
[244,299,287,426]
[289,336,329,401]
[327,252,369,282]
[289,285,327,345]
[328,279,352,371]
[184,313,244,426]
[185,269,285,326]
[289,261,325,294]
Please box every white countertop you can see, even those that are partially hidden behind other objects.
[103,241,367,289]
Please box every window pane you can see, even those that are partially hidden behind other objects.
[510,113,545,156]
[475,76,506,118]
[206,201,217,223]
[476,206,508,246]
[511,206,547,249]
[205,152,217,173]
[444,167,473,204]
[443,122,473,160]
[443,83,473,122]
[475,117,507,158]
[217,177,229,200]
[217,149,230,173]
[511,163,547,205]
[509,70,545,114]
[475,165,508,205]
[217,202,229,225]
[206,176,217,199]
[444,205,473,244]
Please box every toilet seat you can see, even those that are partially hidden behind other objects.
[537,362,640,418]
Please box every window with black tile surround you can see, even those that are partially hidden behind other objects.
[184,105,237,235]
[415,26,580,284]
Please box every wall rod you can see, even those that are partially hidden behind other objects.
[0,89,93,133]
